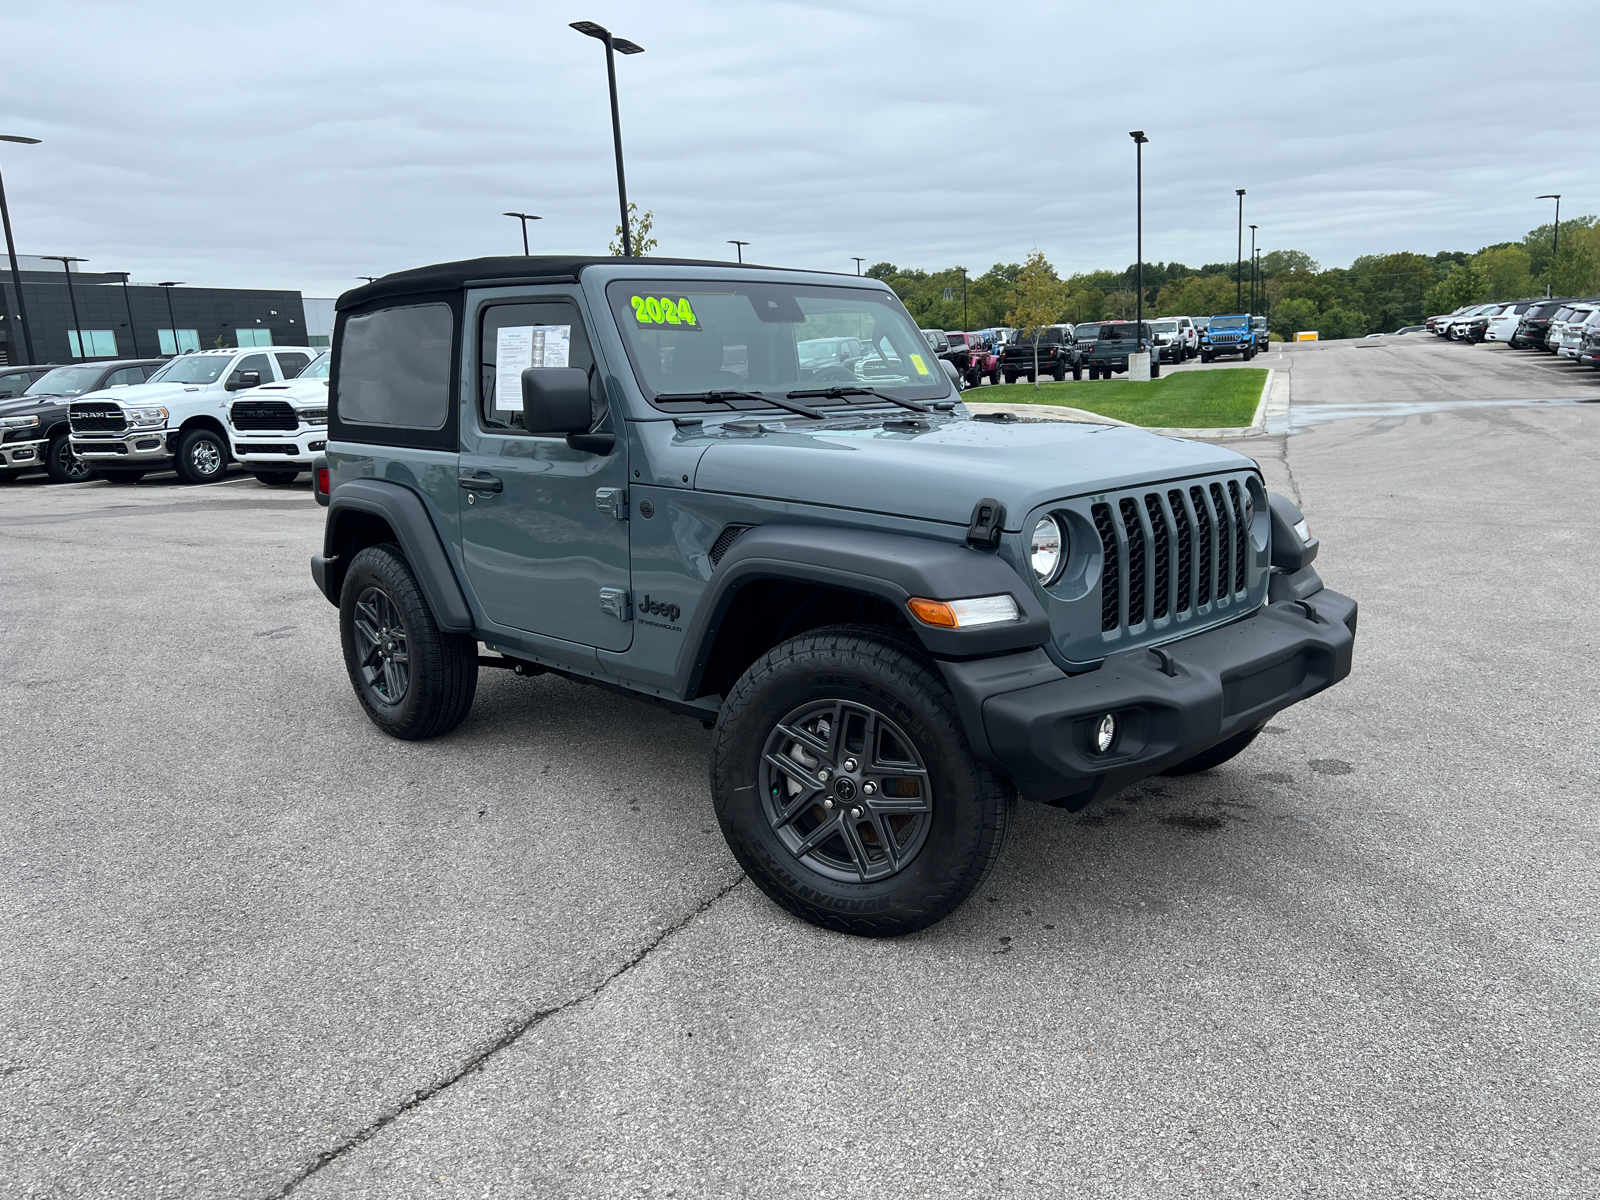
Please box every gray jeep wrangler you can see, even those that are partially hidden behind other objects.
[311,256,1356,937]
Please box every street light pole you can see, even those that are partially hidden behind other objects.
[727,240,748,263]
[112,271,140,356]
[1536,194,1561,296]
[0,134,42,365]
[1235,189,1246,311]
[1249,224,1257,312]
[1131,132,1148,334]
[571,21,644,257]
[503,212,542,255]
[157,282,186,355]
[852,257,865,276]
[42,255,88,358]
[961,266,968,330]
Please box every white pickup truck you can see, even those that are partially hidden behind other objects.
[225,350,330,486]
[68,346,318,484]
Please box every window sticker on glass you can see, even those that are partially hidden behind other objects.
[630,295,700,329]
[494,325,571,411]
[909,353,931,376]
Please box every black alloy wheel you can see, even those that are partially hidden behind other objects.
[46,434,91,484]
[712,625,1014,936]
[174,427,229,484]
[351,585,412,708]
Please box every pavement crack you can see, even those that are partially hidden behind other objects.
[266,873,746,1198]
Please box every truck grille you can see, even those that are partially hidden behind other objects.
[1088,473,1261,646]
[235,442,301,455]
[231,400,298,430]
[70,404,126,432]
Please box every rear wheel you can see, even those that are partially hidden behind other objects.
[988,366,1000,385]
[1161,726,1262,776]
[1004,371,1017,385]
[1051,364,1066,382]
[253,470,300,486]
[712,625,1014,937]
[1072,362,1082,381]
[1025,370,1037,383]
[339,543,478,740]
[45,434,92,484]
[173,428,230,485]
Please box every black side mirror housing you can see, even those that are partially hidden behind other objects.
[226,370,261,391]
[521,367,613,454]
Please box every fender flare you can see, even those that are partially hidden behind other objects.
[314,478,474,631]
[675,525,1052,699]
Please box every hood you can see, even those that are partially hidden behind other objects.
[233,379,329,407]
[72,381,219,409]
[0,393,63,418]
[691,413,1251,530]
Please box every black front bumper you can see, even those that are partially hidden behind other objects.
[940,587,1357,808]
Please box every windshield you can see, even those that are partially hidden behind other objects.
[1251,317,1267,328]
[1095,323,1150,340]
[1017,327,1066,344]
[1151,320,1178,333]
[1209,316,1249,330]
[148,355,231,385]
[299,352,331,379]
[607,280,950,408]
[24,365,109,397]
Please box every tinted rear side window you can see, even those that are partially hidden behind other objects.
[337,304,454,429]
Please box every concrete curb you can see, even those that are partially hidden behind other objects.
[965,367,1275,440]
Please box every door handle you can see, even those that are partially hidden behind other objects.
[459,474,503,493]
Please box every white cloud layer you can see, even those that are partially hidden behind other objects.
[1,0,1592,295]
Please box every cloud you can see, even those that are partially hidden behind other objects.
[0,0,1591,295]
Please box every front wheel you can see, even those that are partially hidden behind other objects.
[988,367,1000,385]
[46,434,92,484]
[1200,352,1213,363]
[712,626,1014,937]
[173,427,230,485]
[1161,726,1262,776]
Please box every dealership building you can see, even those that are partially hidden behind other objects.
[0,256,331,366]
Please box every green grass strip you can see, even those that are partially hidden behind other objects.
[983,368,1267,427]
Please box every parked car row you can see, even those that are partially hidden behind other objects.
[1426,296,1600,367]
[0,345,328,487]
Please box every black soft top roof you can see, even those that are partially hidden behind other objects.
[336,254,806,311]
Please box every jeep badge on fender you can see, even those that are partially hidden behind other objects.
[310,254,1356,938]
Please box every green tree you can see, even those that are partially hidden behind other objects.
[609,203,658,256]
[1473,245,1533,300]
[1270,298,1318,339]
[1004,250,1066,390]
[1548,224,1600,296]
[1154,273,1236,317]
[1261,249,1320,276]
[1521,215,1597,283]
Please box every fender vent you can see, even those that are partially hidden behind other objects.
[708,524,754,567]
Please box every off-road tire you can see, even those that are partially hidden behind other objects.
[1200,352,1213,363]
[174,427,230,485]
[1004,371,1017,385]
[711,625,1014,937]
[46,434,91,484]
[1161,726,1262,776]
[988,367,1000,385]
[1025,370,1037,384]
[253,470,299,486]
[339,543,478,740]
[1087,365,1099,380]
[1072,362,1083,380]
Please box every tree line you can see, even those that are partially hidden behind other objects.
[866,217,1600,340]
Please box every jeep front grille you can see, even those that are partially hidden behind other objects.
[1091,475,1260,645]
[231,400,298,430]
[70,405,126,432]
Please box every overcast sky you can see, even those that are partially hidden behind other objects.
[2,1,1593,297]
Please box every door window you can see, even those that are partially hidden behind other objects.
[274,351,311,379]
[478,300,602,434]
[336,303,454,430]
[104,367,146,387]
[228,354,276,386]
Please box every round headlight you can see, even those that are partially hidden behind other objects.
[1030,514,1065,585]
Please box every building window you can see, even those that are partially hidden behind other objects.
[237,328,274,347]
[159,329,200,355]
[69,330,118,358]
[308,334,330,347]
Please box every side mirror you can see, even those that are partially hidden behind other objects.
[227,370,261,391]
[521,367,613,454]
[939,359,964,390]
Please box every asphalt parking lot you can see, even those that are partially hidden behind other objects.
[3,335,1597,1199]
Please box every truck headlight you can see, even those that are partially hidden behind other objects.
[301,408,328,426]
[0,415,40,429]
[1030,514,1066,585]
[128,407,168,426]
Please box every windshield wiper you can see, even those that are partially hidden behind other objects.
[786,385,930,413]
[653,389,824,420]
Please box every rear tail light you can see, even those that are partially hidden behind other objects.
[316,467,329,495]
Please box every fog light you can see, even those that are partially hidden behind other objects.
[1094,713,1117,754]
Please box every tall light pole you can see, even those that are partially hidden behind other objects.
[571,21,644,257]
[852,257,865,276]
[0,134,41,365]
[41,255,88,358]
[157,282,186,355]
[960,265,969,330]
[1537,194,1561,296]
[727,239,748,263]
[1131,132,1148,334]
[1249,223,1257,312]
[1235,189,1246,312]
[503,212,541,255]
[111,271,140,356]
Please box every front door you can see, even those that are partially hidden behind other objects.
[458,291,632,653]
